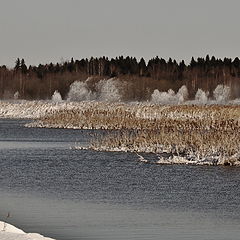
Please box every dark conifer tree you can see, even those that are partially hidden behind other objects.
[14,58,21,71]
[21,59,28,74]
[190,57,197,68]
[139,58,147,76]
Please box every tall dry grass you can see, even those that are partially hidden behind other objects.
[28,103,240,131]
[26,102,240,164]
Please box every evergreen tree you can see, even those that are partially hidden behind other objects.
[206,54,210,63]
[190,57,196,68]
[139,58,147,76]
[14,58,21,71]
[21,59,28,74]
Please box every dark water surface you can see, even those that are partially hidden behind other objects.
[0,119,240,240]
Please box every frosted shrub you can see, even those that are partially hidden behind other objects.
[177,85,188,101]
[151,86,188,104]
[168,89,175,96]
[51,90,62,102]
[151,84,234,105]
[97,78,122,102]
[67,81,95,101]
[195,89,208,104]
[213,85,231,102]
[13,91,19,100]
[67,78,122,102]
[151,89,173,104]
[151,89,160,103]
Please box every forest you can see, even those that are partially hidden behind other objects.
[0,55,240,101]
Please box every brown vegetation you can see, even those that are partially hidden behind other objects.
[26,102,240,164]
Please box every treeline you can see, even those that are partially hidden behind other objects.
[0,55,240,100]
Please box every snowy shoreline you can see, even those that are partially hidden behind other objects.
[0,221,55,240]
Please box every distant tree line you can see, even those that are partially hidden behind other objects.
[0,55,240,100]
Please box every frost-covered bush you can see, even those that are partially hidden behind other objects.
[151,89,176,104]
[195,89,208,104]
[67,81,95,101]
[51,90,62,102]
[177,85,188,101]
[97,78,121,102]
[151,85,188,104]
[13,91,19,100]
[67,78,121,102]
[213,85,230,102]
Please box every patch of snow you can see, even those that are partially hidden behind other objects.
[0,221,55,240]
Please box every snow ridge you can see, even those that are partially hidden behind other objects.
[0,221,55,240]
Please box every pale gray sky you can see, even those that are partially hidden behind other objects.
[0,0,239,66]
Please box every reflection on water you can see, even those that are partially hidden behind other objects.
[0,119,240,240]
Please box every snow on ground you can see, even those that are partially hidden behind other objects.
[0,221,55,240]
[0,100,84,119]
[0,99,237,122]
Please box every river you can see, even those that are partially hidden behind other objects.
[0,119,240,240]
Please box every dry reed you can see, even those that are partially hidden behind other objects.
[26,102,240,165]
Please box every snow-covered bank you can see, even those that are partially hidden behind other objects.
[0,221,55,240]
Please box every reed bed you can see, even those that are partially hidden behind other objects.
[27,103,240,131]
[90,129,240,165]
[25,102,240,165]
